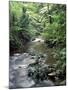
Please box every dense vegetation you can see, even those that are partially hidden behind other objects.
[9,2,66,86]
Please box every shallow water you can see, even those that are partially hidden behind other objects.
[29,39,56,65]
[9,38,56,88]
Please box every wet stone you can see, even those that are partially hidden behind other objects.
[9,37,57,88]
[9,52,36,88]
[36,80,54,87]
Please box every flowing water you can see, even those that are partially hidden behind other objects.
[9,37,56,88]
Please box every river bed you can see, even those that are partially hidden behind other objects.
[9,38,56,88]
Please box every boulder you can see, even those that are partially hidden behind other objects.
[60,80,66,85]
[48,72,56,77]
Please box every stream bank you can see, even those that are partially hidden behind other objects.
[9,37,66,88]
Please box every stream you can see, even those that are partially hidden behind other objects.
[9,37,56,88]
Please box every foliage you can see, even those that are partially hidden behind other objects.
[52,48,66,69]
[42,4,66,47]
[9,1,66,78]
[40,4,66,71]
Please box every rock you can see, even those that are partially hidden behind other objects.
[43,80,54,86]
[40,54,47,58]
[18,65,28,68]
[36,80,54,87]
[10,56,18,61]
[60,80,66,85]
[43,54,47,58]
[31,56,35,59]
[16,78,35,88]
[9,82,15,89]
[18,53,29,60]
[9,72,14,80]
[48,72,56,77]
[14,53,21,56]
[18,66,22,68]
[54,76,59,81]
[29,53,35,56]
[41,64,49,71]
[53,64,57,67]
[32,38,35,41]
[48,67,55,73]
[32,38,44,43]
[48,72,58,82]
[56,70,63,76]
